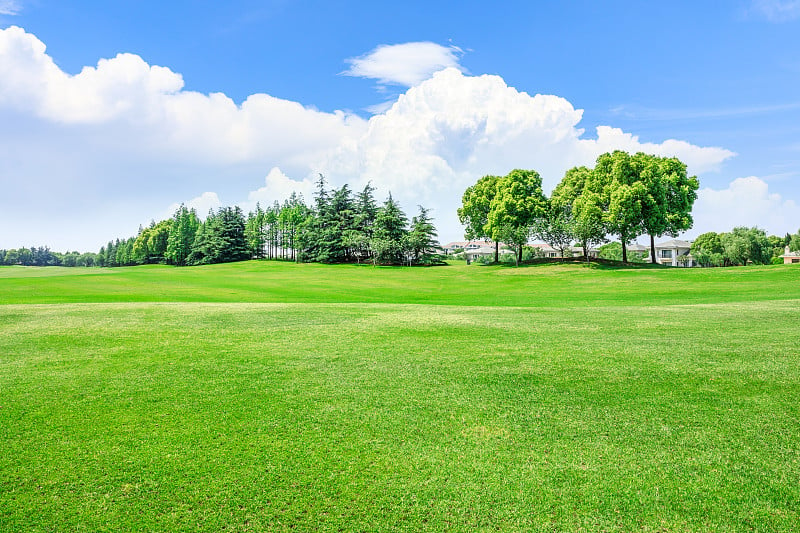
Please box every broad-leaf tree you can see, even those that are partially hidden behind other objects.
[551,166,606,262]
[487,169,548,265]
[458,175,502,262]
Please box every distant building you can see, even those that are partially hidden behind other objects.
[780,246,800,264]
[653,239,694,267]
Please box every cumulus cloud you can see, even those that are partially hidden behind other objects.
[0,26,366,168]
[750,0,800,22]
[0,28,748,250]
[240,167,316,213]
[343,42,465,87]
[692,176,798,235]
[321,68,735,240]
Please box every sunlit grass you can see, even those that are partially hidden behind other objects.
[1,262,799,530]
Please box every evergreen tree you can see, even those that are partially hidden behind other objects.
[371,193,409,264]
[407,206,440,264]
[166,205,200,266]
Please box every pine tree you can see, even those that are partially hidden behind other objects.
[371,193,409,264]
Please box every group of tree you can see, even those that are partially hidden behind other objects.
[0,247,99,267]
[459,151,701,264]
[691,228,799,267]
[20,176,441,268]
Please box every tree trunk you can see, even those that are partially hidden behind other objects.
[650,234,656,264]
[494,241,499,263]
[517,245,523,265]
[582,238,590,263]
[622,239,628,263]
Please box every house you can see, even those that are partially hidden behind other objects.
[442,241,495,254]
[780,246,800,264]
[570,245,599,259]
[464,246,498,263]
[654,239,694,267]
[529,243,599,259]
[529,243,560,258]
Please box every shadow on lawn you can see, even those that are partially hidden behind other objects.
[483,258,670,270]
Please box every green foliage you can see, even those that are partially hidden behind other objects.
[487,169,548,265]
[720,226,772,266]
[790,229,800,252]
[457,174,501,244]
[165,205,200,266]
[691,231,725,267]
[552,152,698,264]
[370,193,409,264]
[551,166,606,261]
[406,206,441,265]
[532,202,574,259]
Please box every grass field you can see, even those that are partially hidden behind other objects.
[2,261,799,531]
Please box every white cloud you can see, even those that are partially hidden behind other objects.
[0,26,367,168]
[343,42,465,87]
[750,0,800,22]
[0,28,754,250]
[321,68,735,242]
[0,1,20,16]
[164,192,223,220]
[586,126,735,175]
[240,167,316,213]
[692,177,798,235]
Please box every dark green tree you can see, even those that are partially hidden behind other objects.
[458,175,502,262]
[371,193,409,264]
[487,169,548,265]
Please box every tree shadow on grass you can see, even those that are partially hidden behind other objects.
[483,258,670,270]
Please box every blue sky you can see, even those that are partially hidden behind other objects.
[1,0,799,251]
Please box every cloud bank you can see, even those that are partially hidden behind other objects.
[1,27,788,252]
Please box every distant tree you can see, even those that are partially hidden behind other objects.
[280,193,310,261]
[165,205,200,266]
[407,206,440,264]
[638,154,699,263]
[458,174,502,262]
[594,151,646,263]
[790,229,800,252]
[551,166,606,262]
[533,201,574,260]
[4,249,19,265]
[598,242,623,261]
[371,193,409,264]
[721,227,772,266]
[245,204,267,259]
[691,232,725,267]
[487,169,548,265]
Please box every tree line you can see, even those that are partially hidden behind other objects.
[690,228,798,266]
[459,151,701,264]
[0,177,442,268]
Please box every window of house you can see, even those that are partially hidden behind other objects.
[660,249,672,258]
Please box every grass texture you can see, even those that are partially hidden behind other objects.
[1,261,799,531]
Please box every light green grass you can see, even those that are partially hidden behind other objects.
[1,262,799,531]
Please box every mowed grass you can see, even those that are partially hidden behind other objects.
[1,262,799,531]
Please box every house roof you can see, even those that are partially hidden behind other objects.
[656,239,692,248]
[444,240,496,248]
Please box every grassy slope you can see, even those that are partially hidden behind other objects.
[2,260,800,306]
[1,262,799,531]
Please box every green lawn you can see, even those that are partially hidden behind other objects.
[1,261,799,531]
